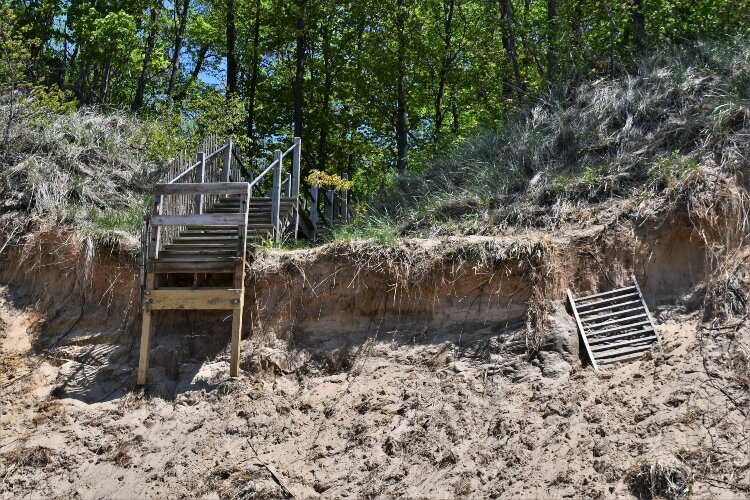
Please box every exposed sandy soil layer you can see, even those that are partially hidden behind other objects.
[1,203,749,498]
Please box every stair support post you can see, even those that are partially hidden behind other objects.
[271,149,282,242]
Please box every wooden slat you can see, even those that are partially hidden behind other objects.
[576,285,637,302]
[590,335,657,352]
[632,274,660,344]
[151,213,246,226]
[150,261,238,273]
[581,306,647,323]
[576,292,639,310]
[154,182,250,195]
[588,327,655,344]
[567,289,598,370]
[153,254,240,262]
[577,299,642,316]
[585,313,648,330]
[593,344,653,360]
[585,320,652,337]
[144,289,243,310]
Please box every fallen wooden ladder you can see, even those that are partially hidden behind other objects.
[567,275,659,370]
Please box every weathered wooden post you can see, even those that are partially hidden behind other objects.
[326,189,334,224]
[247,170,254,198]
[221,137,232,183]
[341,173,349,222]
[310,184,319,242]
[195,152,206,214]
[284,174,292,197]
[271,149,282,241]
[291,137,301,239]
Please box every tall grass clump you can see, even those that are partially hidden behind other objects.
[0,92,172,249]
[357,37,750,238]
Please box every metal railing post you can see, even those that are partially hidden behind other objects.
[271,149,282,241]
[195,152,205,214]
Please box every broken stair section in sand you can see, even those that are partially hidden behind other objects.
[568,275,660,369]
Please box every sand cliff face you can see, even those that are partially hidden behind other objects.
[0,197,747,498]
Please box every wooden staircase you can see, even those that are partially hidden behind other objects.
[137,136,337,385]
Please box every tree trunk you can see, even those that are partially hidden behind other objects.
[133,7,158,112]
[395,0,408,174]
[632,0,645,54]
[546,0,557,83]
[433,0,456,151]
[318,24,332,173]
[499,0,524,97]
[246,0,262,161]
[226,0,237,96]
[166,0,191,109]
[293,0,306,139]
[175,45,209,103]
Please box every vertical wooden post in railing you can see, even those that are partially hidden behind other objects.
[284,174,292,197]
[271,149,282,241]
[326,190,334,224]
[310,184,319,242]
[221,138,232,183]
[341,173,349,222]
[248,171,254,198]
[291,137,301,239]
[195,152,206,214]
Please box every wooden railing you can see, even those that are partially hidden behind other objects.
[143,134,356,254]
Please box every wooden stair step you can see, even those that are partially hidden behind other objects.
[154,254,241,262]
[150,261,238,273]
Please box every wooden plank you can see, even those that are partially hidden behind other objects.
[151,213,246,226]
[144,289,243,310]
[575,286,637,303]
[153,255,240,262]
[632,274,660,343]
[588,327,655,344]
[581,306,647,323]
[150,262,237,273]
[137,310,152,385]
[155,182,250,196]
[567,289,598,370]
[137,273,156,385]
[577,299,642,316]
[590,335,657,352]
[585,319,652,337]
[230,297,244,377]
[576,292,639,309]
[593,344,653,360]
[584,312,648,330]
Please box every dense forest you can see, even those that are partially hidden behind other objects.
[2,0,749,196]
